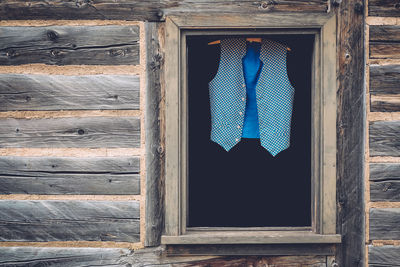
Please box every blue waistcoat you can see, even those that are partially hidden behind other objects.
[208,38,295,156]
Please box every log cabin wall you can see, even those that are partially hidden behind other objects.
[367,1,400,266]
[0,1,365,266]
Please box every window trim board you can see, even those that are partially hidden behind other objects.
[164,13,338,244]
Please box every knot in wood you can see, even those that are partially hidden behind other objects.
[77,129,85,135]
[25,96,31,102]
[354,2,364,14]
[260,1,275,10]
[109,48,126,57]
[344,52,352,63]
[75,0,92,8]
[46,30,59,42]
[383,182,392,192]
[50,49,61,57]
[150,54,163,70]
[6,49,17,58]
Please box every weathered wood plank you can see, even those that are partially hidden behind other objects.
[335,0,365,266]
[370,163,400,201]
[0,74,139,111]
[0,1,328,21]
[166,244,335,256]
[370,26,400,42]
[0,156,140,195]
[369,245,400,267]
[371,94,400,112]
[132,247,327,267]
[0,246,328,267]
[370,44,400,59]
[370,121,400,156]
[370,208,400,240]
[0,26,139,65]
[370,26,400,59]
[0,200,140,242]
[0,247,132,266]
[369,0,400,17]
[0,116,140,148]
[369,64,400,95]
[145,22,164,247]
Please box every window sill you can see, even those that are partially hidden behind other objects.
[161,231,341,245]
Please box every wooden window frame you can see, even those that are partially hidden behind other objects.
[163,13,341,247]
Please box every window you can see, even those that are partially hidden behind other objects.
[163,14,340,248]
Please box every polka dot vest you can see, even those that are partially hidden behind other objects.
[208,38,295,156]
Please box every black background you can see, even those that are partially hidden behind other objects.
[187,34,314,227]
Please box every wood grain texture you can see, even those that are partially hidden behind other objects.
[0,1,328,21]
[371,94,400,112]
[370,65,400,95]
[0,200,140,242]
[0,74,139,111]
[0,247,132,266]
[370,26,400,59]
[370,208,400,240]
[0,116,140,148]
[166,244,335,256]
[370,121,400,156]
[370,26,400,42]
[369,245,400,267]
[133,247,327,267]
[335,0,365,266]
[0,26,139,65]
[370,163,400,201]
[145,22,164,247]
[368,0,400,17]
[0,246,327,267]
[0,156,140,195]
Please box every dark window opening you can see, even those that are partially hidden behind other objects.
[187,34,314,227]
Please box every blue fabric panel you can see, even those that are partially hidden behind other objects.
[242,42,262,138]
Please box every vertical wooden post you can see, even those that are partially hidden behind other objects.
[145,22,164,246]
[336,0,365,266]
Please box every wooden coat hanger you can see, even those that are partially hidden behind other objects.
[208,37,291,51]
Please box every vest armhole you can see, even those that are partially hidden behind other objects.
[208,47,223,86]
[283,47,295,90]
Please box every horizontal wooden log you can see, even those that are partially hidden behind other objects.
[371,94,400,112]
[0,116,140,148]
[0,200,140,242]
[370,208,400,240]
[369,245,400,267]
[370,163,400,201]
[0,247,132,266]
[0,156,140,195]
[0,26,139,65]
[370,44,400,59]
[369,64,400,95]
[370,26,400,59]
[370,26,400,42]
[369,0,400,17]
[369,121,400,156]
[0,74,139,111]
[0,1,328,21]
[0,246,328,267]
